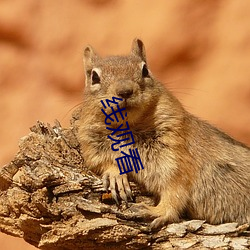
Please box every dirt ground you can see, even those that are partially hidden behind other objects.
[0,1,250,249]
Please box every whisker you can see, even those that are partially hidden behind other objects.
[61,102,83,122]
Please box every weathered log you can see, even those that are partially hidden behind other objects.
[0,109,249,249]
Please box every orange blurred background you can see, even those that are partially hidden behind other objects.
[1,1,250,249]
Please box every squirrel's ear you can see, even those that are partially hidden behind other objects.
[83,45,98,71]
[131,38,147,63]
[83,46,99,86]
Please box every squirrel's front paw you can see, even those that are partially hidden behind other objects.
[102,166,132,204]
[128,203,177,230]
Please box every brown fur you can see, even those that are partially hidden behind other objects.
[78,39,250,229]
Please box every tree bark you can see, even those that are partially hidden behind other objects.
[0,108,249,249]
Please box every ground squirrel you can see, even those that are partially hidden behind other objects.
[78,38,250,229]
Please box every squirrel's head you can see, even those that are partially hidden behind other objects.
[83,39,160,123]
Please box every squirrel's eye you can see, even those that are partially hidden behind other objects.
[91,70,100,85]
[142,63,149,78]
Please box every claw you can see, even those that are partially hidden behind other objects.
[111,189,119,205]
[149,216,168,231]
[122,175,133,201]
[110,174,119,205]
[102,173,110,192]
[117,177,128,203]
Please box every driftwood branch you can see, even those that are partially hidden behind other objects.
[0,109,249,249]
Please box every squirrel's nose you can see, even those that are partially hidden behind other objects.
[116,88,133,99]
